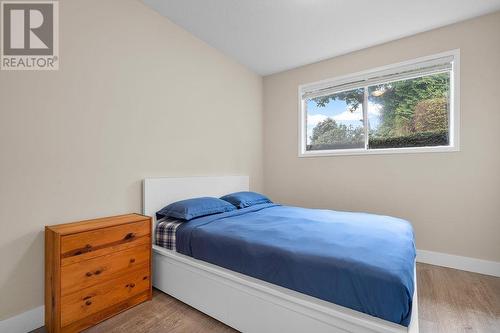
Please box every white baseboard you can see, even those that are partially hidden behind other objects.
[1,250,498,333]
[0,305,44,333]
[417,249,500,277]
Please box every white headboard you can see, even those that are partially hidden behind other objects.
[143,176,249,226]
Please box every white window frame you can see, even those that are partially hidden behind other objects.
[298,49,460,157]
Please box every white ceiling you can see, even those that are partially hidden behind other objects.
[142,0,500,75]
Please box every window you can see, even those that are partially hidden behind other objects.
[299,50,459,156]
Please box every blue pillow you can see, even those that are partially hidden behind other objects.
[220,191,272,209]
[156,197,236,221]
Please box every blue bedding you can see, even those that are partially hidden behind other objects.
[175,203,416,326]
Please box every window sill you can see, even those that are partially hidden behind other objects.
[298,145,459,157]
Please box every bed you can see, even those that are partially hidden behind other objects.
[143,176,419,333]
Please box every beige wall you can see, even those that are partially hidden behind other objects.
[263,12,500,262]
[0,0,262,319]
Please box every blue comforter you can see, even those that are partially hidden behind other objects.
[175,203,416,326]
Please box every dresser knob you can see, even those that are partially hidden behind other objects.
[130,258,136,263]
[85,272,93,277]
[74,244,92,256]
[85,300,92,306]
[124,233,135,240]
[94,269,102,275]
[130,283,135,288]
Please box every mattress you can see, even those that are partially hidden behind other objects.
[156,217,183,251]
[155,203,416,326]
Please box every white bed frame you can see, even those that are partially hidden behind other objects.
[143,176,419,333]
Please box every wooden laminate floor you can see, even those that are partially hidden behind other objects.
[32,263,500,333]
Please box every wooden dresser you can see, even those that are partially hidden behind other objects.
[45,214,152,333]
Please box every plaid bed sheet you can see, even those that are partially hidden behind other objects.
[155,217,183,250]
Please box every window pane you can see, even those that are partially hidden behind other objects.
[306,88,365,151]
[367,72,450,149]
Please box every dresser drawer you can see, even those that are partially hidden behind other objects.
[61,244,150,296]
[60,268,150,327]
[61,219,150,265]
